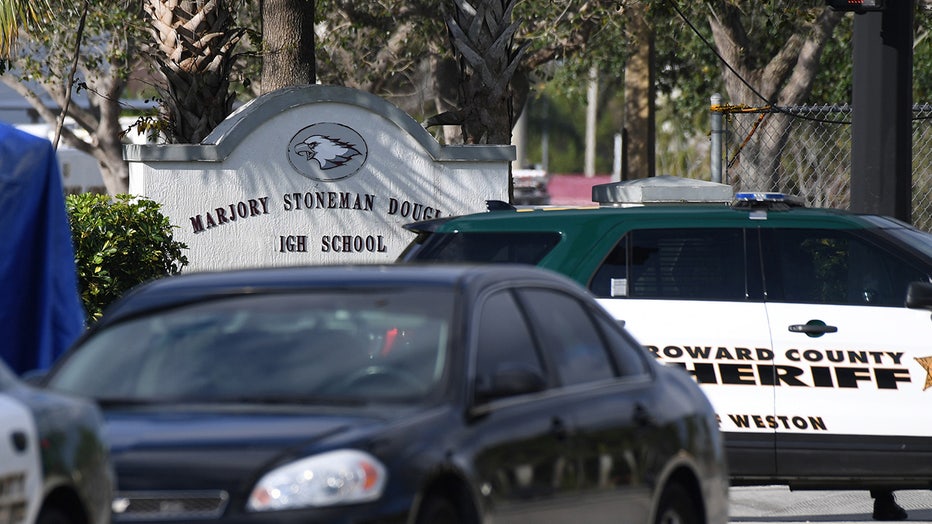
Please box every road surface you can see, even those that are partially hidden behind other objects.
[729,486,932,523]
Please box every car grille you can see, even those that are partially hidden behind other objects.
[0,472,27,524]
[111,491,229,521]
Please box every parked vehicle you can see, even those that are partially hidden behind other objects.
[399,187,932,493]
[512,167,551,205]
[0,359,112,524]
[40,264,727,524]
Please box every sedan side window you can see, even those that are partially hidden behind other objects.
[517,289,615,386]
[475,291,547,400]
[591,313,649,378]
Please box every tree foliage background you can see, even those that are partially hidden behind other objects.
[66,193,188,322]
[526,1,932,175]
[1,1,150,194]
[3,1,932,179]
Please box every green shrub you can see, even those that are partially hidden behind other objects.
[66,193,188,322]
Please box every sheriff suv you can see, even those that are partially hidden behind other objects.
[398,181,932,493]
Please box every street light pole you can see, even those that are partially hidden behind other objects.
[849,1,914,222]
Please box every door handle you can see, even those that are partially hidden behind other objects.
[788,321,838,337]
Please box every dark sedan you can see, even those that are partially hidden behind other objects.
[41,264,727,524]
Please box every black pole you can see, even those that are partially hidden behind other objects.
[850,1,913,222]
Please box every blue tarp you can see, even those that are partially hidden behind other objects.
[0,123,85,374]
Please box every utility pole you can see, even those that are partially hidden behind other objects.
[830,0,914,222]
[585,67,598,177]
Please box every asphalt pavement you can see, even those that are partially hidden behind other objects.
[729,486,932,523]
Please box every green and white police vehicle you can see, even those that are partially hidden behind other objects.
[399,177,932,491]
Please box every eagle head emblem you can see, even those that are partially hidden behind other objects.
[293,134,362,170]
[287,123,368,181]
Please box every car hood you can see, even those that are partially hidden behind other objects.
[102,404,393,492]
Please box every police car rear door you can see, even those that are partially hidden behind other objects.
[761,226,932,482]
[586,225,779,478]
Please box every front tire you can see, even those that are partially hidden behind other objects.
[417,496,462,524]
[36,506,74,524]
[655,483,701,524]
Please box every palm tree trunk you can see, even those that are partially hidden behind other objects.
[145,0,244,143]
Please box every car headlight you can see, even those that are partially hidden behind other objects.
[247,449,387,511]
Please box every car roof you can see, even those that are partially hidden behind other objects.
[405,203,911,233]
[92,264,579,328]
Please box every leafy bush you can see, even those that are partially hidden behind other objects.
[66,194,188,322]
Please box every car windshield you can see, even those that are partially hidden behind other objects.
[860,215,932,261]
[886,226,932,261]
[401,231,560,264]
[47,289,455,405]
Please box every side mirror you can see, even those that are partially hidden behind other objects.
[906,281,932,311]
[474,364,546,404]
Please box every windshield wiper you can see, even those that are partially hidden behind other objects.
[96,394,412,408]
[194,395,370,406]
[96,397,159,407]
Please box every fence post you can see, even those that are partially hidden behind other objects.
[710,93,723,184]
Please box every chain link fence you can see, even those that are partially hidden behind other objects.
[712,103,932,231]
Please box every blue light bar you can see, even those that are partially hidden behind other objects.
[734,192,788,202]
[733,192,805,208]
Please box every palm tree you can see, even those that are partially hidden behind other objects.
[0,0,52,58]
[425,0,528,145]
[144,0,245,143]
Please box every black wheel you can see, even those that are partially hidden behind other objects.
[416,496,462,524]
[655,483,701,524]
[36,506,74,524]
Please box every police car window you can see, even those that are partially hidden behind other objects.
[409,232,560,264]
[475,290,547,397]
[516,288,615,386]
[881,225,932,260]
[763,229,929,307]
[590,228,747,301]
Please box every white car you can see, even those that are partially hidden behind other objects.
[0,361,112,524]
[0,386,40,524]
[512,167,551,205]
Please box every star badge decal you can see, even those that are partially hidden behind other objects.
[915,356,932,391]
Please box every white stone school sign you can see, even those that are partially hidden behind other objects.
[125,85,513,272]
